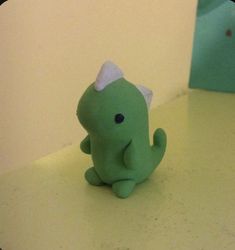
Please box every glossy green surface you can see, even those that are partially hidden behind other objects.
[190,1,235,92]
[197,0,227,16]
[0,90,235,250]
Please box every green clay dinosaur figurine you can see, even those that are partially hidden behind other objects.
[76,61,167,198]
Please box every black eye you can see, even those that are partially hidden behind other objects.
[114,113,125,124]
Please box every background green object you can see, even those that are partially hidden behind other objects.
[189,0,235,92]
[197,0,227,16]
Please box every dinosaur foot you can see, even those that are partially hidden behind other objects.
[85,167,104,186]
[112,180,136,198]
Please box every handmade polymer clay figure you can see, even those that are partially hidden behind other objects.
[76,61,167,198]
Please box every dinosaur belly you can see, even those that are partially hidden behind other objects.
[90,142,134,184]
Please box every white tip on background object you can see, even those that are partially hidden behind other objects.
[94,61,124,91]
[136,84,153,108]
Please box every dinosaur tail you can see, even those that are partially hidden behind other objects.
[151,128,167,167]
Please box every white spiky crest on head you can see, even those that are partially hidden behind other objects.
[94,61,124,91]
[94,61,153,108]
[136,84,153,108]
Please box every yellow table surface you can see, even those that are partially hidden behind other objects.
[1,90,235,250]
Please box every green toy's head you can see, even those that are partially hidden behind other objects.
[77,61,153,141]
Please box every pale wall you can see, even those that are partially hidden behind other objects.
[0,0,197,173]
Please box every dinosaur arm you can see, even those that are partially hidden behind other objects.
[80,135,91,154]
[123,140,138,169]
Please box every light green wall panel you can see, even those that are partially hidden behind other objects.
[189,0,235,92]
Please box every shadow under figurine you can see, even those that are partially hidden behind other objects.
[76,61,167,198]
